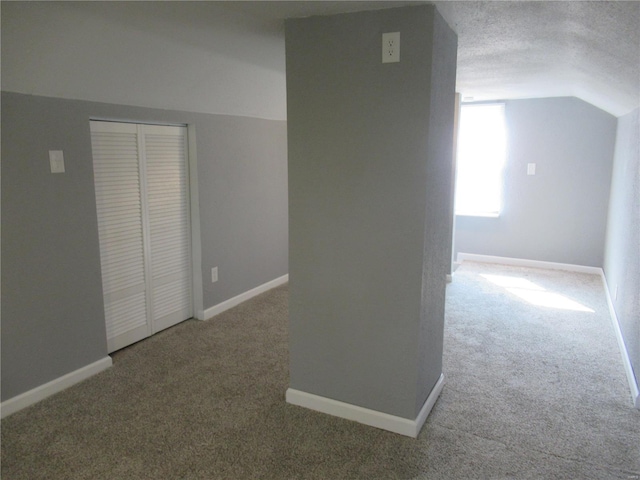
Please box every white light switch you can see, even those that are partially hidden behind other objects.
[211,267,218,283]
[527,163,536,175]
[49,150,65,173]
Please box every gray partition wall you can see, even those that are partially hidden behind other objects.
[285,6,457,436]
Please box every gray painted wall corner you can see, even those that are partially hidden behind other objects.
[454,96,617,267]
[603,107,640,392]
[416,6,458,416]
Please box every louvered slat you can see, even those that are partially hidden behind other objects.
[153,279,192,320]
[104,292,148,338]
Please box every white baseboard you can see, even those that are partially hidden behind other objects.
[456,253,602,275]
[198,274,289,321]
[1,356,113,419]
[286,374,444,438]
[601,273,640,409]
[414,373,446,434]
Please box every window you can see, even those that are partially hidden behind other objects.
[454,103,507,217]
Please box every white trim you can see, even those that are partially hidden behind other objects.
[199,274,289,321]
[285,374,445,438]
[0,357,113,419]
[187,124,204,321]
[414,374,446,434]
[136,123,155,337]
[89,117,188,128]
[600,272,640,409]
[455,212,500,218]
[456,253,602,275]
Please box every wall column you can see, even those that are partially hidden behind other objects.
[285,5,458,437]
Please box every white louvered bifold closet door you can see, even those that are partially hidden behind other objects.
[91,121,192,353]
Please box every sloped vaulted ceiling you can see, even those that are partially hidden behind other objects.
[434,1,640,116]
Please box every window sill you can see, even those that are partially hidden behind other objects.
[455,212,500,218]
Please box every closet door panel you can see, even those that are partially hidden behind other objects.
[90,121,150,352]
[143,126,193,332]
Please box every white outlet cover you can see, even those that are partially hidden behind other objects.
[527,163,536,175]
[382,32,400,63]
[49,150,65,173]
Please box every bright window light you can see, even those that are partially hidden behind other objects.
[506,289,594,312]
[455,103,507,217]
[481,274,594,313]
[480,274,543,291]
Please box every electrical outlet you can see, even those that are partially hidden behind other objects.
[211,267,218,283]
[382,32,400,63]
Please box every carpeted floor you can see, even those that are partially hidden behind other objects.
[2,262,638,479]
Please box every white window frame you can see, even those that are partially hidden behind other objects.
[454,102,507,218]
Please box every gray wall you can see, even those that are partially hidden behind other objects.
[1,1,286,120]
[2,93,109,402]
[286,6,456,420]
[454,97,617,267]
[1,92,288,401]
[603,107,640,392]
[417,12,458,413]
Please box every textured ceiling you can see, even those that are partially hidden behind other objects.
[224,0,640,117]
[434,1,640,116]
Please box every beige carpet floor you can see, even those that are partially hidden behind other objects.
[2,261,639,479]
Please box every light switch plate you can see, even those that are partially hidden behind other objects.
[527,163,536,175]
[49,150,65,173]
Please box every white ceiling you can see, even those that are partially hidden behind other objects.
[223,0,640,117]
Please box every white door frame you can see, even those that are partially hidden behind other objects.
[187,124,204,320]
